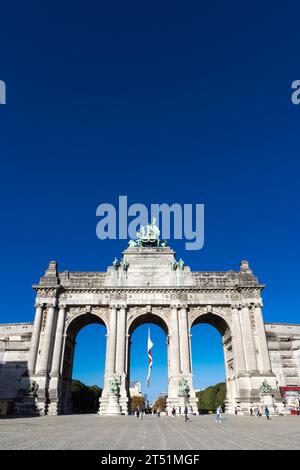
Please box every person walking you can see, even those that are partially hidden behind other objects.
[234,407,238,415]
[184,405,190,422]
[172,406,176,418]
[157,407,161,418]
[250,407,253,416]
[139,406,144,420]
[264,406,270,420]
[136,407,140,419]
[215,406,222,423]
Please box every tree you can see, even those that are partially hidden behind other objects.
[152,396,167,412]
[71,380,102,413]
[196,382,226,413]
[130,396,145,413]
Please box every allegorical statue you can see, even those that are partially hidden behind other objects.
[178,378,190,397]
[129,218,167,247]
[25,380,39,397]
[260,380,272,395]
[122,259,129,271]
[109,377,120,396]
[171,260,177,271]
[113,257,120,270]
[178,258,185,270]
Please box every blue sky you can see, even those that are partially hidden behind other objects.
[0,2,300,401]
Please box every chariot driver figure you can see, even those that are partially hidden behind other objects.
[136,218,160,244]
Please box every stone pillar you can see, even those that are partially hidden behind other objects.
[116,306,126,374]
[27,303,43,376]
[169,305,180,376]
[50,305,66,377]
[37,304,56,375]
[178,306,191,374]
[107,306,117,374]
[239,305,259,374]
[253,304,272,374]
[231,307,247,374]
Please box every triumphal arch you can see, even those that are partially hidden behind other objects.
[1,220,299,415]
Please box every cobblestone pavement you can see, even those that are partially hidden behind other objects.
[0,414,299,450]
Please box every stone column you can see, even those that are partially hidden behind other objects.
[169,305,181,376]
[27,303,43,376]
[60,334,67,376]
[253,304,272,374]
[50,305,66,377]
[107,306,117,374]
[239,305,259,374]
[178,306,191,374]
[37,304,56,375]
[231,307,247,374]
[116,306,127,374]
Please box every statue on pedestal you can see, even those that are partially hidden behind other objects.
[25,380,39,397]
[109,377,120,396]
[178,378,190,397]
[260,380,272,395]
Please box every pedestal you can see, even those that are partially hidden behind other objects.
[261,393,277,415]
[105,394,122,415]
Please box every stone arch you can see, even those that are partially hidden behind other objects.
[126,307,170,408]
[127,311,170,337]
[61,309,108,414]
[65,309,108,341]
[189,306,234,412]
[189,307,232,335]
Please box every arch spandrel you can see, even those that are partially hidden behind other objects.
[65,306,109,338]
[189,306,232,335]
[127,306,170,336]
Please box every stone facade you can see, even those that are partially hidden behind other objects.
[1,244,300,415]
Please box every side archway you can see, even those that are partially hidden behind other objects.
[60,311,108,414]
[189,308,235,413]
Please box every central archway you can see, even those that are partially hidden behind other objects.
[127,312,169,412]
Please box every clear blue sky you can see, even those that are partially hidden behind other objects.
[0,2,300,401]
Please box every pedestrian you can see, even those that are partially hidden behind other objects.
[172,406,176,418]
[179,406,181,416]
[157,407,161,418]
[136,407,140,418]
[184,405,190,422]
[264,406,270,420]
[215,406,222,422]
[250,407,253,416]
[234,407,238,415]
[140,406,144,420]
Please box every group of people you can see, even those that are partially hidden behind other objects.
[135,405,272,421]
[249,406,270,419]
[135,406,145,419]
[136,405,191,422]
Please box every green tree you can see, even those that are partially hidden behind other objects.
[196,382,226,413]
[71,380,102,413]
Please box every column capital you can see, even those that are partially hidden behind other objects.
[34,302,44,308]
[46,302,57,308]
[109,302,127,309]
[177,303,188,310]
[58,303,66,310]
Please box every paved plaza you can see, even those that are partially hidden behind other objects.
[0,414,299,450]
